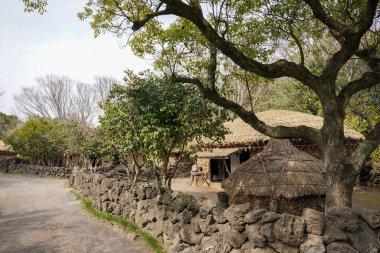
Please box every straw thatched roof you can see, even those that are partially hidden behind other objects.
[222,139,327,199]
[195,148,239,159]
[198,110,364,148]
[0,140,11,151]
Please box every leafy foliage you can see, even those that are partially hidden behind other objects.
[4,117,66,166]
[4,117,105,168]
[62,121,106,169]
[22,0,47,14]
[100,71,229,186]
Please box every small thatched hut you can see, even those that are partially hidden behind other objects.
[222,138,327,215]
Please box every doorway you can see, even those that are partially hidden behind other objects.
[210,158,231,181]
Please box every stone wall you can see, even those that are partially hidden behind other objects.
[0,157,72,178]
[71,169,380,253]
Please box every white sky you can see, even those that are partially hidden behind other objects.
[0,0,151,116]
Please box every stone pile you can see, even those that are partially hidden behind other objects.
[0,157,72,178]
[71,169,380,253]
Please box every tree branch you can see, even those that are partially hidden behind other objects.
[160,0,321,94]
[288,23,305,65]
[172,75,322,146]
[303,0,348,34]
[131,9,172,31]
[207,45,217,89]
[304,0,378,36]
[356,0,379,34]
[355,48,380,71]
[338,71,380,103]
[352,120,380,171]
[306,0,378,82]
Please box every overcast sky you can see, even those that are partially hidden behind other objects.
[0,0,151,116]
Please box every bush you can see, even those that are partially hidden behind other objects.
[4,117,66,166]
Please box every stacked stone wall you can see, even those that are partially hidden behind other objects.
[71,169,380,253]
[0,157,72,178]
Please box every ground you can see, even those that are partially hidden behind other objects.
[171,178,221,201]
[352,188,380,210]
[0,175,149,253]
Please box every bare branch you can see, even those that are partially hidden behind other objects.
[14,75,116,125]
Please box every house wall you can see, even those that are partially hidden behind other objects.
[230,153,240,172]
[196,158,210,178]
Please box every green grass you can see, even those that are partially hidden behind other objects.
[71,189,166,253]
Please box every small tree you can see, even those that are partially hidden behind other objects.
[62,120,106,171]
[100,71,228,187]
[5,117,66,166]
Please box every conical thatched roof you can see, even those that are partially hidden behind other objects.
[222,139,327,199]
[195,110,364,148]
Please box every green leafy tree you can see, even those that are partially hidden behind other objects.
[5,117,66,166]
[100,71,228,187]
[24,1,380,208]
[62,120,106,171]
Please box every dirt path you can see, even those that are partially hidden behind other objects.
[0,175,149,253]
[352,189,380,211]
[171,178,221,201]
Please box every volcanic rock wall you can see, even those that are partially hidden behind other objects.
[71,169,380,253]
[0,157,72,178]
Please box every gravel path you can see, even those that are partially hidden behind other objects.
[0,175,149,253]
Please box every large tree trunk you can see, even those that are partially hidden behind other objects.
[322,105,359,209]
[325,162,357,208]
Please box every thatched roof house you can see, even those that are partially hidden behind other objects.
[200,110,363,149]
[194,110,363,183]
[222,139,327,214]
[0,140,16,159]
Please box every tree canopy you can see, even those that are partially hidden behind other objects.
[4,117,104,168]
[4,117,66,166]
[100,71,228,186]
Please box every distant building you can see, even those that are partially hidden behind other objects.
[0,140,16,159]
